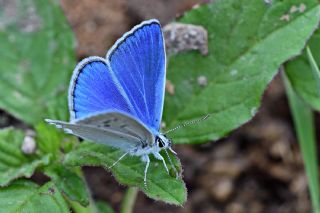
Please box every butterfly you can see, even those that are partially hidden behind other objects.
[45,19,178,187]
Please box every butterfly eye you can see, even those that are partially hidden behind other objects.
[156,136,164,148]
[158,141,165,148]
[156,137,163,148]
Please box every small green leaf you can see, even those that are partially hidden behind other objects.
[0,128,50,186]
[64,142,186,205]
[0,0,75,125]
[0,180,69,213]
[96,201,115,213]
[286,29,320,110]
[44,165,90,207]
[164,0,320,144]
[35,122,77,157]
[35,122,64,156]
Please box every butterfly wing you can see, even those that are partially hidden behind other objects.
[74,111,154,144]
[68,56,136,121]
[107,19,166,133]
[68,19,165,141]
[46,111,154,151]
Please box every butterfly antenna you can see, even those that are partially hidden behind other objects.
[165,114,211,134]
[109,152,128,169]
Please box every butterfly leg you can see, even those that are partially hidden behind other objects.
[153,152,169,174]
[163,149,180,179]
[141,155,150,189]
[169,147,177,155]
[109,152,128,169]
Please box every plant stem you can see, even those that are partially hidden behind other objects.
[307,46,320,96]
[70,167,96,213]
[120,187,139,213]
[283,71,320,213]
[69,199,96,213]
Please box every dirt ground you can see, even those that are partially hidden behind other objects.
[43,0,315,212]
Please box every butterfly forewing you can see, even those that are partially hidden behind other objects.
[107,19,166,133]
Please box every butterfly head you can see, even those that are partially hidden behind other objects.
[156,134,172,149]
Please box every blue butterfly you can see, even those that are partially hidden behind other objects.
[46,19,178,187]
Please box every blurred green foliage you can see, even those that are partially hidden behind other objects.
[0,179,69,213]
[0,0,75,125]
[0,128,50,187]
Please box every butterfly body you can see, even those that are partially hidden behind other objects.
[46,19,177,187]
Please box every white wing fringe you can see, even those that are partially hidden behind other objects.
[45,119,74,134]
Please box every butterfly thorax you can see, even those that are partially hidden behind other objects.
[130,133,172,156]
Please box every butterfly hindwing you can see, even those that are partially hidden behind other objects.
[107,19,166,133]
[46,111,153,151]
[75,111,154,145]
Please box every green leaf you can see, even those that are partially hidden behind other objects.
[0,0,75,125]
[0,179,69,213]
[35,122,64,156]
[96,201,115,213]
[0,128,50,186]
[164,0,320,144]
[286,29,320,110]
[283,72,320,212]
[44,165,90,207]
[35,122,78,157]
[64,142,186,205]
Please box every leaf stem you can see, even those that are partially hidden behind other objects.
[306,46,320,96]
[120,187,139,213]
[68,200,96,213]
[283,71,320,213]
[68,167,96,213]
